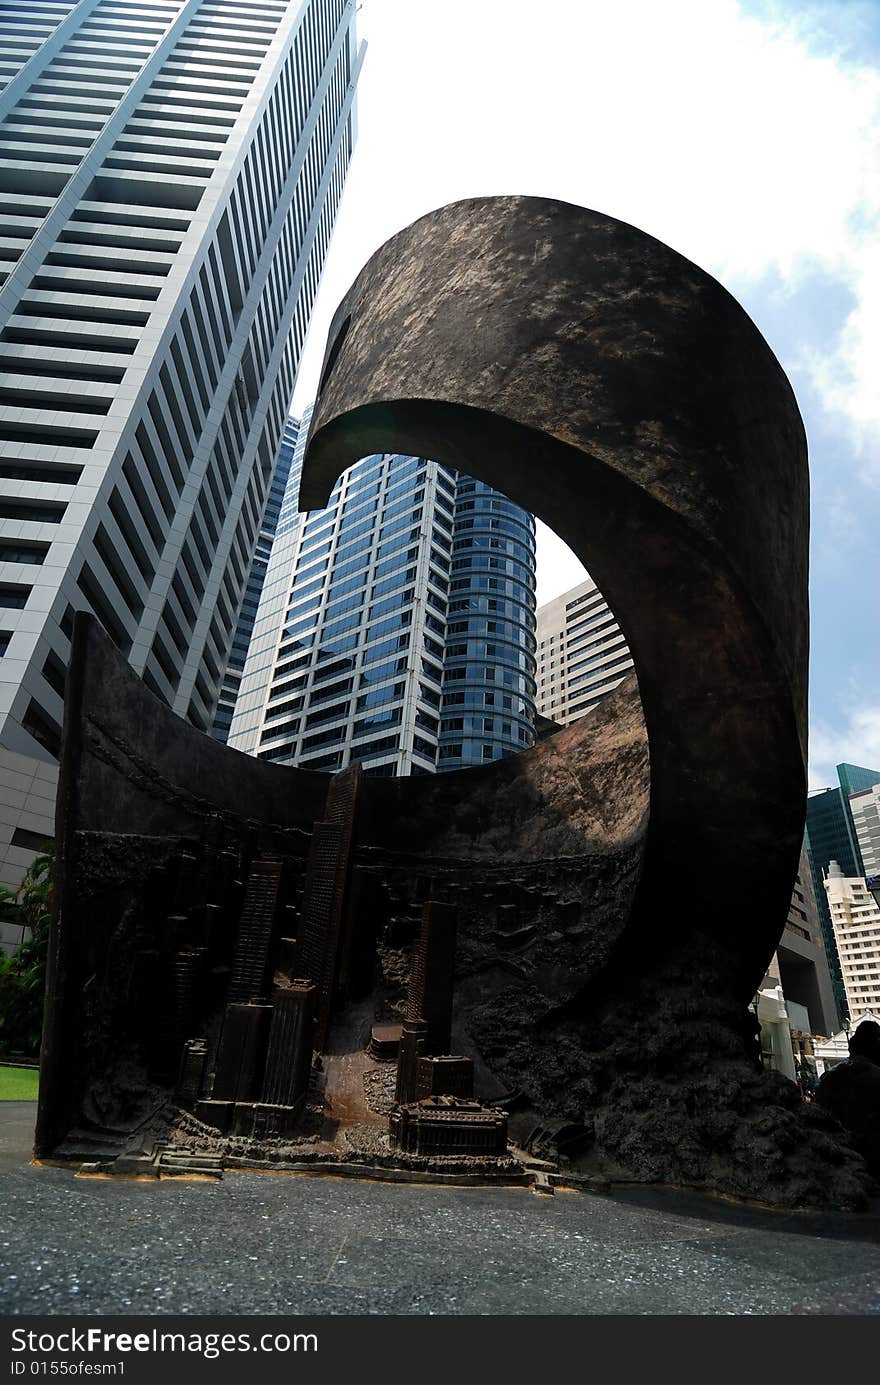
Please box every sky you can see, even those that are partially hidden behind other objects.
[291,0,880,789]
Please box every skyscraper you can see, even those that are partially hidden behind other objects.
[534,576,634,726]
[211,415,298,742]
[824,862,880,1019]
[0,0,363,916]
[850,783,880,879]
[438,473,536,770]
[806,761,880,1021]
[228,431,537,776]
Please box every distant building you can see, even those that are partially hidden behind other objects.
[838,762,880,798]
[535,577,633,726]
[806,762,880,1021]
[824,861,880,1019]
[756,841,839,1079]
[211,418,298,743]
[850,782,880,879]
[229,431,537,776]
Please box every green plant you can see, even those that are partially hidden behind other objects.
[0,1065,39,1100]
[0,851,53,1059]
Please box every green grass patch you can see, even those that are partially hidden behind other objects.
[0,1065,39,1100]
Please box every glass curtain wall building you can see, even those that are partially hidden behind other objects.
[229,429,537,776]
[0,0,363,910]
[850,784,880,879]
[806,762,880,1021]
[437,475,536,768]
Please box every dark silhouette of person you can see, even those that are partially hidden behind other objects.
[816,1020,880,1179]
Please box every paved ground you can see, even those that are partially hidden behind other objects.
[2,1102,879,1315]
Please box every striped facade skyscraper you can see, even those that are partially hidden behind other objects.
[0,0,363,913]
[229,423,538,777]
[211,414,298,742]
[534,577,634,727]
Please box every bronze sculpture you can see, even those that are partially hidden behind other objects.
[35,198,872,1207]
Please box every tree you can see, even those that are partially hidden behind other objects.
[0,851,53,1058]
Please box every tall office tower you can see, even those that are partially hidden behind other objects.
[534,576,634,727]
[211,415,298,742]
[806,762,880,1021]
[0,0,364,921]
[824,862,880,1019]
[850,783,880,879]
[437,474,536,770]
[837,762,880,799]
[229,439,537,776]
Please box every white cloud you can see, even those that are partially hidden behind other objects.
[805,241,880,471]
[809,704,880,789]
[294,0,880,595]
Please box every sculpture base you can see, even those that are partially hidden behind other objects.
[506,939,876,1211]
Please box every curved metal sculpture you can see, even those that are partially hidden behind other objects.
[305,195,807,1006]
[36,199,872,1207]
[302,196,863,1201]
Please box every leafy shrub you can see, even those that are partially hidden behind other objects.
[0,852,53,1059]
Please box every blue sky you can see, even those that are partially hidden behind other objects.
[292,0,880,788]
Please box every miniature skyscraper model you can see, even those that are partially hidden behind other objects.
[390,901,506,1157]
[395,901,462,1103]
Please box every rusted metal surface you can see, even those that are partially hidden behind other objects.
[33,201,876,1207]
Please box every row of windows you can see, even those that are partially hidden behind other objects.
[0,0,218,719]
[182,16,355,726]
[263,667,438,748]
[442,689,533,716]
[438,733,529,763]
[443,649,534,683]
[454,514,535,547]
[451,552,534,580]
[2,2,356,746]
[568,652,634,690]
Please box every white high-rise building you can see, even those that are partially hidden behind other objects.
[0,0,363,923]
[535,576,634,727]
[210,414,299,742]
[824,862,880,1018]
